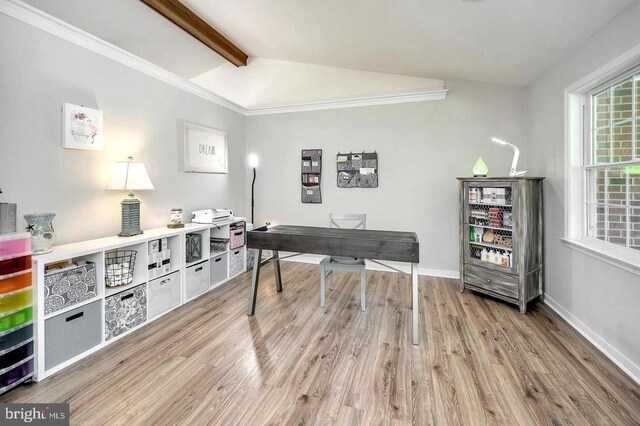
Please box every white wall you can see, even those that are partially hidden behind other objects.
[0,14,247,245]
[246,79,528,274]
[528,2,640,381]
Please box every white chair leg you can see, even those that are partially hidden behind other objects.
[320,264,326,308]
[360,268,366,312]
[330,271,334,290]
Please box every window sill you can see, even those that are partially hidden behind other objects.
[561,237,640,276]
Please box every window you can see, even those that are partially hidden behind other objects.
[584,69,640,252]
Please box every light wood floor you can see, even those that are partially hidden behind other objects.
[3,262,640,425]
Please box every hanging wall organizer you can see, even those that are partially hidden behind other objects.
[337,152,378,188]
[301,149,322,203]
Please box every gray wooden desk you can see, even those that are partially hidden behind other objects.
[246,225,421,345]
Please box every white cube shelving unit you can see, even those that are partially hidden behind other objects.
[32,218,246,381]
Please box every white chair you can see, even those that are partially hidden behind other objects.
[320,213,367,311]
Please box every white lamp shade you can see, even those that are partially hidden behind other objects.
[106,161,154,191]
[248,153,259,168]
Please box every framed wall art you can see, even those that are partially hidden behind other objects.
[62,103,104,151]
[183,121,228,174]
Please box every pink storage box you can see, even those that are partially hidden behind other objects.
[0,234,31,261]
[229,223,245,250]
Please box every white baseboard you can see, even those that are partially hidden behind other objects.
[278,252,460,280]
[544,295,640,385]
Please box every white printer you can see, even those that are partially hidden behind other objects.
[191,209,234,224]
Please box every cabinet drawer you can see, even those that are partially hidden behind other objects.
[185,261,210,300]
[44,300,101,370]
[0,289,31,315]
[0,256,30,278]
[0,324,32,353]
[0,235,30,260]
[105,284,147,341]
[229,247,245,277]
[464,264,519,299]
[210,253,228,286]
[0,358,33,391]
[0,307,32,333]
[0,341,33,370]
[148,272,180,319]
[0,271,31,295]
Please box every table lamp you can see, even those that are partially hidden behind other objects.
[490,137,527,177]
[106,156,154,237]
[248,153,259,225]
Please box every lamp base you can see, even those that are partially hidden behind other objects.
[118,196,143,237]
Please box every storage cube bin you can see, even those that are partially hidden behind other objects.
[0,358,33,390]
[104,284,147,341]
[0,235,30,260]
[0,307,32,333]
[210,252,228,286]
[0,256,31,278]
[185,261,210,300]
[44,262,97,315]
[0,289,32,315]
[229,247,245,277]
[210,238,229,253]
[229,222,245,250]
[0,341,33,370]
[148,272,180,319]
[0,271,31,295]
[44,300,101,370]
[0,324,32,354]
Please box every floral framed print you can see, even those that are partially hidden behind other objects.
[183,121,228,174]
[62,103,103,151]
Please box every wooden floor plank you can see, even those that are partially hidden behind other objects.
[2,262,639,425]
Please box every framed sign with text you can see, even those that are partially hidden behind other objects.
[183,121,228,173]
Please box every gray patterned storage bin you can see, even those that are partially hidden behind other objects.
[104,284,147,341]
[229,247,246,277]
[44,262,97,315]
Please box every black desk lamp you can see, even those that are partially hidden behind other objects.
[248,154,259,224]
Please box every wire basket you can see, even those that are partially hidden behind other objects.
[105,250,137,287]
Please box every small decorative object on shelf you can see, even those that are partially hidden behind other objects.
[472,157,488,177]
[23,213,55,255]
[185,233,202,263]
[105,250,137,287]
[168,208,184,228]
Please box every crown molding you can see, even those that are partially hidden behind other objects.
[0,0,245,114]
[1,0,448,116]
[243,88,448,116]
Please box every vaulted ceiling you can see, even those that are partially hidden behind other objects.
[21,0,637,107]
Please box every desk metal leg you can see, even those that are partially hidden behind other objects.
[412,263,419,345]
[247,249,263,316]
[273,250,282,292]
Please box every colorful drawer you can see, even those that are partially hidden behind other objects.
[210,252,228,286]
[229,222,245,250]
[148,272,180,319]
[185,260,210,300]
[0,324,33,353]
[44,262,97,315]
[0,289,32,315]
[0,255,31,278]
[105,284,147,341]
[0,307,32,333]
[0,358,33,393]
[44,300,101,370]
[229,247,245,277]
[0,233,30,260]
[0,270,31,295]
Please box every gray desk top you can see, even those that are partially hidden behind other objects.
[248,225,419,263]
